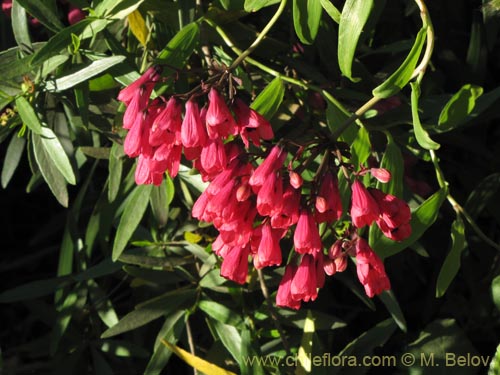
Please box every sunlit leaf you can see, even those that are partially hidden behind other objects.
[251,77,285,120]
[293,0,322,45]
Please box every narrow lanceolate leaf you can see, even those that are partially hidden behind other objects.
[160,339,237,375]
[45,56,126,92]
[296,310,315,374]
[11,0,32,51]
[32,132,69,207]
[108,143,123,203]
[250,77,285,120]
[211,320,243,366]
[373,188,447,259]
[293,0,323,45]
[438,84,484,131]
[16,96,42,134]
[244,0,280,12]
[128,10,149,46]
[95,0,145,19]
[320,0,341,23]
[338,0,374,81]
[16,0,64,32]
[372,27,427,99]
[410,82,440,150]
[436,216,467,298]
[378,291,407,332]
[38,127,76,185]
[199,300,243,327]
[377,132,403,197]
[2,134,26,188]
[156,22,200,72]
[112,184,153,261]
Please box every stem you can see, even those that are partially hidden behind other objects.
[185,317,198,375]
[229,0,288,71]
[331,96,381,140]
[256,268,291,357]
[411,0,435,80]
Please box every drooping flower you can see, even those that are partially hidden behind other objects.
[249,146,286,192]
[181,100,208,149]
[118,66,162,106]
[290,254,318,302]
[315,171,342,223]
[205,88,236,139]
[270,184,300,229]
[276,264,301,310]
[350,180,379,228]
[233,98,274,147]
[355,238,391,298]
[253,222,283,269]
[256,172,283,217]
[220,245,250,284]
[135,154,164,186]
[293,209,323,254]
[370,168,391,183]
[200,138,227,177]
[369,188,412,241]
[149,97,182,147]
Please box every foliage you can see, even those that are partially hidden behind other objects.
[1,0,500,374]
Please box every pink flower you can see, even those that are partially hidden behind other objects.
[270,185,300,229]
[370,168,391,183]
[149,97,182,147]
[276,264,301,310]
[68,5,85,25]
[315,171,342,223]
[205,88,236,139]
[355,238,391,298]
[293,209,322,254]
[233,99,274,147]
[256,172,283,217]
[249,146,286,192]
[220,245,250,284]
[124,111,150,157]
[350,180,379,228]
[253,222,282,269]
[118,66,161,106]
[181,100,208,149]
[289,170,303,189]
[153,143,182,178]
[135,154,164,186]
[200,138,227,177]
[2,0,12,16]
[370,188,412,241]
[291,254,318,302]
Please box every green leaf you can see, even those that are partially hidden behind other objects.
[156,22,200,74]
[38,127,76,185]
[88,280,119,329]
[436,217,467,298]
[16,96,42,135]
[464,172,500,220]
[377,132,404,196]
[338,0,374,81]
[438,84,484,131]
[410,82,440,150]
[112,184,153,261]
[244,0,280,12]
[108,143,124,203]
[101,289,195,338]
[32,132,69,206]
[45,56,126,92]
[199,300,243,327]
[211,319,243,366]
[492,275,500,311]
[351,125,371,167]
[489,342,500,375]
[372,27,427,98]
[250,77,285,120]
[95,0,145,19]
[150,178,172,228]
[331,319,396,375]
[293,0,323,45]
[320,0,341,23]
[30,19,110,67]
[2,134,26,188]
[296,310,315,374]
[145,311,186,375]
[11,0,32,51]
[373,188,447,259]
[0,276,72,303]
[16,0,64,32]
[80,146,110,160]
[378,291,407,332]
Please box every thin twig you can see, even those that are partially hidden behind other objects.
[185,317,198,375]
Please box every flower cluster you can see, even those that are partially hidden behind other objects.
[118,67,413,310]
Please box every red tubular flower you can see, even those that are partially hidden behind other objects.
[68,5,85,25]
[256,172,283,217]
[370,168,391,183]
[118,66,161,106]
[153,143,182,178]
[293,209,322,254]
[220,245,250,284]
[233,99,274,147]
[370,188,412,241]
[350,180,380,228]
[289,170,303,189]
[149,97,182,147]
[355,238,391,298]
[2,0,12,16]
[253,222,282,269]
[205,88,236,139]
[135,154,164,186]
[200,138,227,177]
[291,254,318,302]
[181,100,208,149]
[249,146,286,192]
[270,184,300,229]
[276,264,301,310]
[315,171,342,223]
